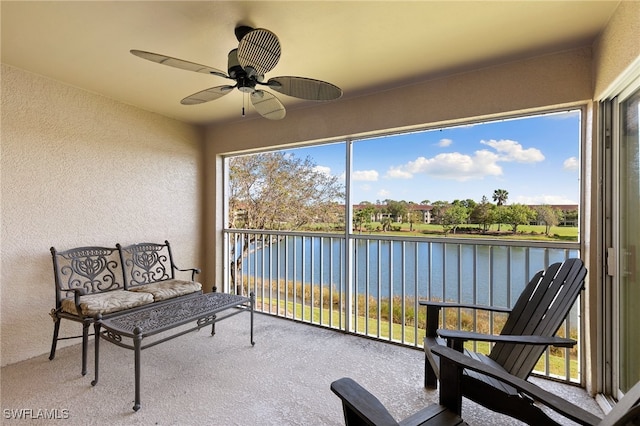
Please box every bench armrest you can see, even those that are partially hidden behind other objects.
[175,266,201,281]
[68,288,88,317]
[437,329,576,348]
[430,345,602,426]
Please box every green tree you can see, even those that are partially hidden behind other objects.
[563,208,578,226]
[470,196,496,232]
[492,189,509,206]
[441,203,469,234]
[379,217,391,232]
[430,201,449,225]
[228,152,345,293]
[385,200,408,223]
[504,203,536,233]
[354,204,376,234]
[407,209,422,232]
[534,205,562,236]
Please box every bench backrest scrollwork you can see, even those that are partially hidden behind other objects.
[118,241,177,288]
[50,246,125,306]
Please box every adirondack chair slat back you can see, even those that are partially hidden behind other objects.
[489,258,586,378]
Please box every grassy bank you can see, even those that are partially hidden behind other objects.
[254,285,579,379]
[351,222,578,241]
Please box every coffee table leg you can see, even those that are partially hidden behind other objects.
[91,317,101,386]
[133,327,142,411]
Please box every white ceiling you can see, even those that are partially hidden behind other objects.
[1,1,620,125]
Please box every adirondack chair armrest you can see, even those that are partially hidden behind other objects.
[437,329,576,349]
[430,345,602,426]
[420,300,512,338]
[419,300,512,313]
[330,377,467,426]
[330,377,404,424]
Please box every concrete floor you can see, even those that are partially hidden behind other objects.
[1,312,603,425]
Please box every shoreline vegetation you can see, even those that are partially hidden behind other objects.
[301,222,579,242]
[246,279,579,380]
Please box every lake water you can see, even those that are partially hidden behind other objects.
[236,235,578,308]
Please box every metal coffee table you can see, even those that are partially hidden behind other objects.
[91,292,254,411]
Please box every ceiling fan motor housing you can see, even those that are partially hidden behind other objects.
[228,49,259,93]
[227,49,243,79]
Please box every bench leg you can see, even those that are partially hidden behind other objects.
[133,328,142,412]
[81,322,90,376]
[49,318,61,361]
[91,321,101,387]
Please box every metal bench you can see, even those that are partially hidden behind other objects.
[49,241,202,376]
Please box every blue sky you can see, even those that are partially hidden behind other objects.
[284,110,580,205]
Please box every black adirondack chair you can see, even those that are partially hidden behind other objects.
[331,377,468,426]
[421,258,587,424]
[431,345,640,426]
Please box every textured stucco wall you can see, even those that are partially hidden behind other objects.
[0,65,203,366]
[593,0,640,99]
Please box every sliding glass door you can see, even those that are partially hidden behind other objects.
[616,86,640,395]
[607,80,640,398]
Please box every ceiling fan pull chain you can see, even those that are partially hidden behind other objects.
[242,92,246,117]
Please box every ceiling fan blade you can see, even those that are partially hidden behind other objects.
[250,90,286,120]
[237,28,281,75]
[131,50,229,79]
[266,76,342,101]
[181,85,235,105]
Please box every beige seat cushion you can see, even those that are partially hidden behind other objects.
[61,289,154,317]
[129,279,202,302]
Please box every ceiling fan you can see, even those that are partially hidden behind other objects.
[131,25,342,120]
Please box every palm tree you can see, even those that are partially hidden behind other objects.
[492,189,509,206]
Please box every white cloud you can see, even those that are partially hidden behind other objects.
[563,157,578,171]
[352,169,379,181]
[386,150,503,182]
[377,189,391,197]
[514,194,577,204]
[480,139,545,163]
[383,139,545,183]
[313,165,332,176]
[438,138,453,147]
[385,168,413,179]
